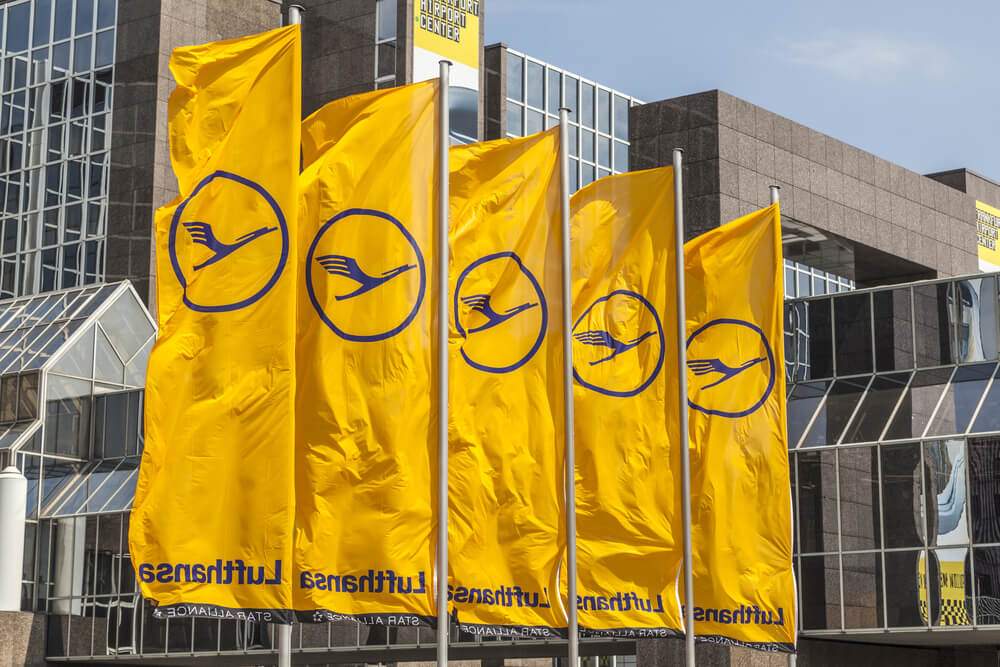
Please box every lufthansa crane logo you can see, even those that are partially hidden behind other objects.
[168,171,289,313]
[454,252,547,374]
[686,318,776,418]
[572,290,665,397]
[306,208,426,342]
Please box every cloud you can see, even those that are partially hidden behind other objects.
[786,31,956,83]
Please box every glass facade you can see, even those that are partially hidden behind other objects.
[374,0,395,90]
[0,0,116,299]
[503,48,638,191]
[788,273,1000,634]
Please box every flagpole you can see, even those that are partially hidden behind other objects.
[558,107,579,667]
[277,5,304,667]
[673,148,695,667]
[770,184,795,667]
[437,59,452,667]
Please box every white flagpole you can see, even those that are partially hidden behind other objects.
[770,184,796,667]
[673,148,695,667]
[437,59,452,667]
[558,107,579,667]
[278,6,304,667]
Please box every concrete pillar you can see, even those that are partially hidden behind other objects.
[51,517,86,616]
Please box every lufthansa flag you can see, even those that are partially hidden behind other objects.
[131,25,301,621]
[295,81,440,626]
[684,203,796,652]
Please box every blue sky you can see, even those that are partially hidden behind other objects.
[485,0,1000,181]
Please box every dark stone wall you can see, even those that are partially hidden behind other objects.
[0,611,45,666]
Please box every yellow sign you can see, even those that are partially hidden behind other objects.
[977,201,1000,270]
[414,0,480,70]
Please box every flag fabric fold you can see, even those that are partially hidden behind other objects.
[447,129,568,637]
[131,25,301,621]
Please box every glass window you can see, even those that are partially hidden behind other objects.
[525,108,543,135]
[96,0,114,30]
[787,381,829,448]
[597,135,610,169]
[971,376,1000,433]
[842,552,883,629]
[449,85,477,144]
[564,76,577,123]
[33,0,53,47]
[924,440,969,549]
[546,68,560,113]
[874,287,914,372]
[812,274,827,296]
[6,3,29,53]
[841,372,909,444]
[581,129,594,162]
[613,140,627,173]
[525,60,543,109]
[975,546,1000,624]
[73,35,92,74]
[581,163,594,188]
[807,298,834,378]
[580,82,594,128]
[884,368,953,441]
[801,376,869,447]
[799,555,840,630]
[968,437,1000,543]
[17,372,37,420]
[839,446,881,550]
[376,42,395,78]
[506,53,522,102]
[75,0,94,34]
[505,101,522,137]
[885,550,925,627]
[569,158,578,193]
[956,277,999,363]
[881,443,925,548]
[613,95,629,140]
[568,124,578,157]
[914,283,955,367]
[94,325,122,383]
[926,363,995,437]
[597,88,611,134]
[834,293,873,375]
[376,0,396,42]
[797,449,838,553]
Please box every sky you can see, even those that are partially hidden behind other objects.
[485,0,1000,181]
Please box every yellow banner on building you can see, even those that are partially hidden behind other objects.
[130,25,300,621]
[448,129,566,637]
[414,0,480,71]
[295,81,439,625]
[977,200,1000,271]
[568,166,684,637]
[684,203,796,651]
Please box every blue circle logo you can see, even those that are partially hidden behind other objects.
[454,252,548,374]
[306,208,426,342]
[572,290,665,397]
[169,171,289,313]
[686,318,776,418]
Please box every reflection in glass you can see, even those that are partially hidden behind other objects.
[971,377,1000,433]
[785,301,811,381]
[505,53,522,102]
[914,283,954,367]
[842,552,883,628]
[881,443,925,548]
[924,440,968,547]
[926,364,995,437]
[840,372,909,444]
[956,278,998,363]
[929,548,971,626]
[884,368,953,441]
[580,82,594,128]
[968,437,1000,543]
[505,101,522,137]
[797,450,838,553]
[808,299,834,378]
[801,376,869,447]
[526,61,543,109]
[800,555,840,630]
[885,550,924,627]
[974,546,1000,624]
[834,293,873,375]
[614,94,628,139]
[546,68,560,113]
[874,287,914,372]
[786,381,829,447]
[839,446,881,550]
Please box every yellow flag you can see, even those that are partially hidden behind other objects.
[569,166,684,637]
[448,129,567,637]
[684,203,796,651]
[130,25,300,621]
[295,82,439,625]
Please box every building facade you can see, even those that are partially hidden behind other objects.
[2,0,1000,665]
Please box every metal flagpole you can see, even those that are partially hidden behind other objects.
[277,5,304,667]
[673,148,695,667]
[770,184,796,667]
[437,59,452,667]
[558,107,579,667]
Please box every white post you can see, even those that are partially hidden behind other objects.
[673,149,695,667]
[437,59,452,667]
[559,107,579,667]
[277,6,304,667]
[0,466,26,612]
[770,184,796,667]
